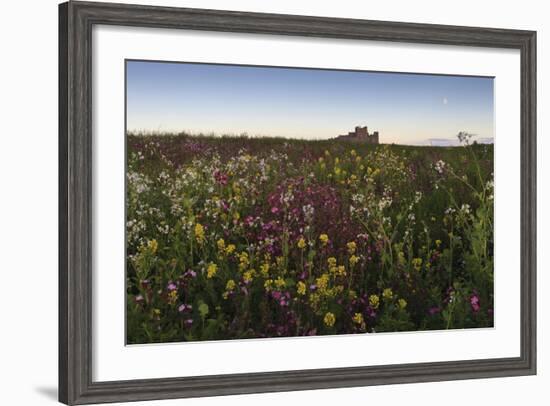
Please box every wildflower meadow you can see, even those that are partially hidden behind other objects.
[126,132,494,343]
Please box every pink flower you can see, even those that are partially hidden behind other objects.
[307,328,317,336]
[470,294,481,313]
[183,269,197,278]
[178,303,192,313]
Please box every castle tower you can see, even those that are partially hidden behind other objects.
[336,125,379,144]
[355,126,368,138]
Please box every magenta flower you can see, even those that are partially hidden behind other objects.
[366,307,377,318]
[214,170,228,185]
[428,306,441,316]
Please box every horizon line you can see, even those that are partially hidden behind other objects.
[126,129,494,147]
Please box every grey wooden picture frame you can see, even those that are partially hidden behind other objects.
[59,1,537,404]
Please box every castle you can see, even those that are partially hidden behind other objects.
[337,126,379,144]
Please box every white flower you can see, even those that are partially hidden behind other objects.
[434,160,446,174]
[460,204,471,215]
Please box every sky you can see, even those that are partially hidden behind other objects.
[126,60,494,145]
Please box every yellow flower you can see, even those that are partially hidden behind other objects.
[147,239,158,254]
[238,251,249,271]
[369,294,380,309]
[398,298,407,309]
[319,234,329,246]
[327,257,337,268]
[352,312,363,325]
[350,149,357,157]
[346,241,357,255]
[316,274,330,293]
[397,251,406,266]
[324,312,336,327]
[217,238,226,251]
[382,288,393,300]
[225,279,236,291]
[264,279,273,292]
[309,293,320,308]
[297,281,306,296]
[194,223,205,245]
[225,244,236,255]
[335,265,346,277]
[435,239,442,248]
[260,262,270,277]
[335,157,340,165]
[297,237,306,249]
[168,290,178,303]
[274,277,286,289]
[349,255,359,266]
[324,150,330,157]
[243,270,254,283]
[412,257,423,272]
[334,167,341,176]
[206,262,217,279]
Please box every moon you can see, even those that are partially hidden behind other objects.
[443,97,448,105]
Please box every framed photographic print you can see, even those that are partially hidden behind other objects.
[59,1,536,404]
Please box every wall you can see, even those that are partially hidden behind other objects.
[0,0,547,405]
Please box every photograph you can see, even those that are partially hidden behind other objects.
[125,60,495,344]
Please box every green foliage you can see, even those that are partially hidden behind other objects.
[125,133,494,343]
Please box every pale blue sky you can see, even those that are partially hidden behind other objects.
[126,60,494,145]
